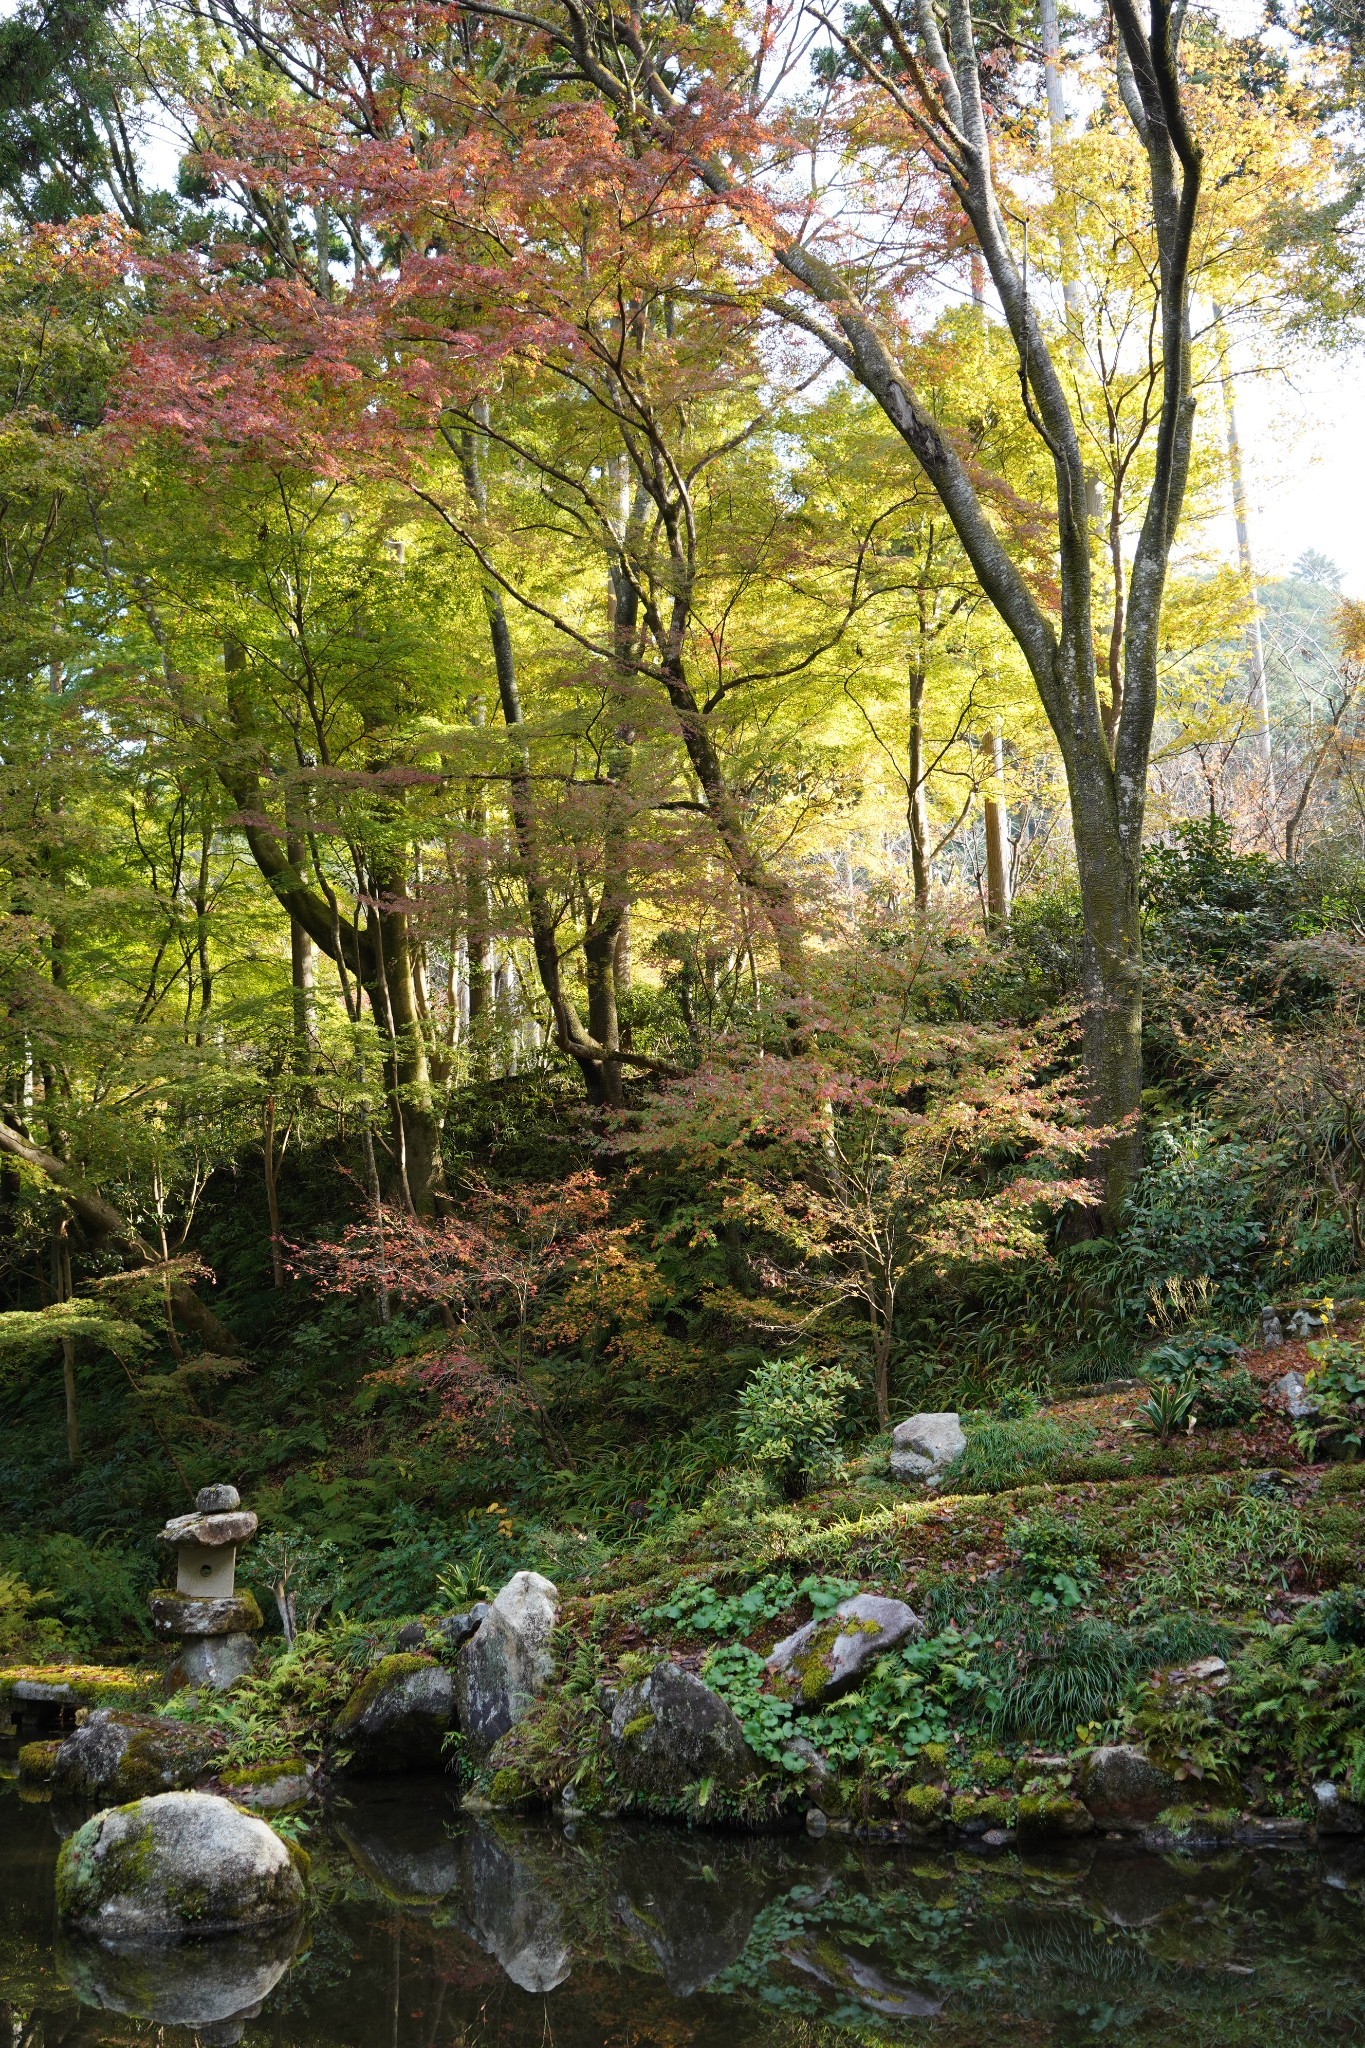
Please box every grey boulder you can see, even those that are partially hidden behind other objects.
[767,1594,922,1705]
[890,1412,966,1481]
[45,1710,218,1801]
[1076,1744,1179,1827]
[1275,1370,1318,1420]
[1313,1780,1365,1835]
[169,1633,257,1693]
[333,1654,456,1771]
[55,1791,306,1939]
[609,1662,756,1804]
[456,1573,558,1762]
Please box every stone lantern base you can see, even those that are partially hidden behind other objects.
[153,1589,264,1695]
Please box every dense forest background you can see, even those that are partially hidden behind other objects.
[1,0,1364,1659]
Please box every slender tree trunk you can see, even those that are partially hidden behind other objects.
[463,772,493,1085]
[907,654,931,909]
[286,829,316,1071]
[459,414,628,1101]
[984,726,1011,930]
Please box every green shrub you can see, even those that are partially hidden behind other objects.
[1296,1337,1365,1460]
[1078,1122,1265,1327]
[734,1354,855,1499]
[1008,1511,1100,1613]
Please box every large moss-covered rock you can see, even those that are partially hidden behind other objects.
[609,1662,756,1806]
[1077,1744,1179,1826]
[766,1594,922,1706]
[333,1654,456,1771]
[55,1791,306,1939]
[455,1573,559,1762]
[35,1710,218,1801]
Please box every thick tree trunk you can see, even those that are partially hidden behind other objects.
[1071,780,1145,1225]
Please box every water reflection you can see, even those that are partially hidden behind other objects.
[1,1773,1363,2045]
[57,1925,299,2042]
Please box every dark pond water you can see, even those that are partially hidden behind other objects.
[3,1772,1364,2046]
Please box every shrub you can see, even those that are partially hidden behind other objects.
[1296,1336,1365,1460]
[1136,1331,1262,1439]
[1080,1123,1265,1328]
[1008,1511,1100,1613]
[734,1354,856,1500]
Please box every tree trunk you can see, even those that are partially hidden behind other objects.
[907,654,931,909]
[983,726,1011,930]
[286,830,316,1071]
[463,774,493,1084]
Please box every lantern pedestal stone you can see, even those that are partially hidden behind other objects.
[153,1485,261,1692]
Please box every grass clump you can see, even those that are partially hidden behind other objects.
[949,1412,1098,1492]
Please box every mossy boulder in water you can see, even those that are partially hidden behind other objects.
[765,1594,922,1706]
[455,1573,559,1762]
[1076,1744,1179,1826]
[32,1710,218,1800]
[609,1662,756,1806]
[333,1654,456,1771]
[55,1790,307,1939]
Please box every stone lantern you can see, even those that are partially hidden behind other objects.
[150,1483,263,1692]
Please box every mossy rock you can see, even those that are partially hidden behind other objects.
[0,1665,159,1712]
[968,1749,1016,1790]
[17,1739,62,1784]
[898,1783,949,1829]
[48,1710,218,1801]
[221,1759,313,1811]
[765,1596,922,1707]
[333,1653,455,1772]
[951,1792,1015,1831]
[1016,1793,1094,1841]
[55,1791,305,1938]
[608,1663,757,1810]
[915,1743,949,1783]
[472,1693,608,1812]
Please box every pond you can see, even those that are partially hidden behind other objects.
[2,1773,1364,2046]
